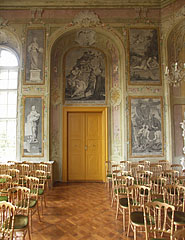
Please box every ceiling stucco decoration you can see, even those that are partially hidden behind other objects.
[29,8,44,24]
[72,10,101,28]
[75,29,96,47]
[0,29,19,52]
[0,17,8,29]
[110,87,122,107]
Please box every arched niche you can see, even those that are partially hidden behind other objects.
[167,19,185,164]
[49,27,125,181]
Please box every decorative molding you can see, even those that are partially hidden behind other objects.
[29,8,44,24]
[134,7,152,24]
[0,29,19,52]
[0,17,9,29]
[72,10,101,27]
[128,86,162,95]
[75,29,96,47]
[22,86,46,94]
[110,87,122,107]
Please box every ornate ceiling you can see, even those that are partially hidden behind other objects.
[0,0,176,9]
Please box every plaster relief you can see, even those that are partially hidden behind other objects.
[72,10,101,27]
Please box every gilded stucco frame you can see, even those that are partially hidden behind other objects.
[129,96,164,158]
[22,96,44,157]
[24,28,45,85]
[128,27,161,86]
[63,47,107,104]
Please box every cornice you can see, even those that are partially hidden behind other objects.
[0,0,178,9]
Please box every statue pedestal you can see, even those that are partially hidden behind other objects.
[30,69,41,82]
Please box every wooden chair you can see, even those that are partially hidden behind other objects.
[143,201,175,240]
[171,164,183,176]
[150,176,167,201]
[163,184,185,232]
[162,169,179,184]
[120,161,131,171]
[8,186,31,240]
[0,201,15,240]
[115,175,134,232]
[105,160,112,190]
[0,174,12,202]
[25,176,41,231]
[110,163,122,206]
[135,170,153,186]
[150,163,162,177]
[127,185,151,240]
[177,176,185,186]
[138,160,150,171]
[6,169,20,187]
[159,160,170,171]
[34,170,47,215]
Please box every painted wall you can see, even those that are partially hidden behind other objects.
[0,1,184,181]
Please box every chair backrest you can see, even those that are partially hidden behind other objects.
[34,170,47,189]
[6,169,20,185]
[135,171,153,186]
[177,176,185,186]
[150,176,167,196]
[0,201,15,240]
[115,175,134,196]
[163,184,185,211]
[150,163,162,177]
[0,174,12,191]
[8,186,30,216]
[159,160,170,171]
[162,170,179,184]
[171,164,183,176]
[18,164,30,177]
[120,161,131,171]
[143,201,175,240]
[25,176,39,200]
[127,185,151,211]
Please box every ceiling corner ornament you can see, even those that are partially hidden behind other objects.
[75,29,96,47]
[134,7,151,24]
[0,17,9,29]
[110,87,122,107]
[72,10,101,27]
[29,8,44,24]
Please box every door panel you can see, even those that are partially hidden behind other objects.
[68,113,85,181]
[67,112,103,181]
[86,113,102,180]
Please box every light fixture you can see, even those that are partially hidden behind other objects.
[165,61,185,87]
[164,2,185,87]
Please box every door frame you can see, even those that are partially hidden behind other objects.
[63,106,108,182]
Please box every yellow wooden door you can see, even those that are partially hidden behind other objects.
[67,112,102,181]
[85,113,102,180]
[68,113,86,181]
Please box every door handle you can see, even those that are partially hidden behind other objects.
[85,145,87,150]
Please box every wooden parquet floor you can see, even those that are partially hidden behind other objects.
[27,182,145,240]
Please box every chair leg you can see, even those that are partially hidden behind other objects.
[116,198,119,219]
[123,210,126,232]
[27,224,31,240]
[127,221,131,237]
[134,225,136,240]
[37,203,41,221]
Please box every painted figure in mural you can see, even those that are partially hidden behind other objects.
[26,105,40,143]
[28,37,43,70]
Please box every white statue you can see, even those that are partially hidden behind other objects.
[25,105,40,143]
[28,37,43,70]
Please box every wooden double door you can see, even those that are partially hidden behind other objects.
[67,112,103,181]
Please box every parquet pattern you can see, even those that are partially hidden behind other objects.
[28,183,145,240]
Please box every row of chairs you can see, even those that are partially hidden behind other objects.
[106,160,185,240]
[0,164,51,239]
